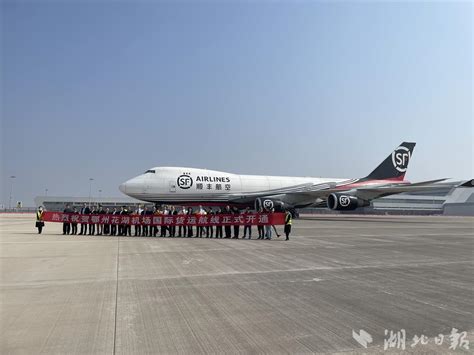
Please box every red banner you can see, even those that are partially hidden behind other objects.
[42,212,285,226]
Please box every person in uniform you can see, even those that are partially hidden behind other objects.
[71,207,79,235]
[79,203,90,235]
[35,206,45,234]
[63,204,72,235]
[242,206,252,239]
[224,205,232,238]
[284,209,292,241]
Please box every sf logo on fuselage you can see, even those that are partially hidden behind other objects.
[392,146,411,173]
[339,195,351,207]
[263,199,274,210]
[177,175,193,189]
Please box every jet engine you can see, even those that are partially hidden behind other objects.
[327,193,369,211]
[254,198,288,212]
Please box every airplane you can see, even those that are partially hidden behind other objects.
[119,142,447,212]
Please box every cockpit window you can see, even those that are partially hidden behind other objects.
[145,169,156,174]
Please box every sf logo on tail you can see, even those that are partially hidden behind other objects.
[392,146,411,172]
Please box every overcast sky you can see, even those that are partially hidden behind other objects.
[1,1,472,206]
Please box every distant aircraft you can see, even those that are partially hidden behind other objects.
[119,142,447,211]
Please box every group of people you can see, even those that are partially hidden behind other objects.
[37,203,293,240]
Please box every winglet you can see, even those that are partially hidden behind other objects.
[459,179,474,188]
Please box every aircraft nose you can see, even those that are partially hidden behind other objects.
[119,182,127,194]
[119,177,146,196]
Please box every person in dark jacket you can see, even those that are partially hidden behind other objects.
[187,207,194,237]
[224,205,232,238]
[206,207,214,238]
[284,209,292,241]
[103,207,110,235]
[215,207,223,238]
[160,206,168,237]
[71,207,79,235]
[177,206,187,237]
[63,204,72,235]
[170,206,177,237]
[147,206,155,236]
[242,207,252,239]
[89,205,97,235]
[232,207,240,239]
[79,203,90,235]
[124,206,132,236]
[141,206,148,236]
[257,207,264,239]
[110,207,118,236]
[118,206,125,236]
[97,205,105,235]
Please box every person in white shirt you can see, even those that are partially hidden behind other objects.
[197,205,207,238]
[134,206,143,236]
[178,206,187,237]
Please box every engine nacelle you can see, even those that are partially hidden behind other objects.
[255,198,288,212]
[327,193,370,211]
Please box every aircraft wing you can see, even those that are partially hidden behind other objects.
[352,178,449,200]
[229,178,448,205]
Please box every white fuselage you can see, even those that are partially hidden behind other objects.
[119,167,346,205]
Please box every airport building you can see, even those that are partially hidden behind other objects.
[33,196,150,212]
[32,180,473,216]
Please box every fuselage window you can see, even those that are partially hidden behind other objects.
[145,169,156,174]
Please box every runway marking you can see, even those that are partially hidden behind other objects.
[182,258,204,265]
[300,278,324,282]
[2,260,471,288]
[116,259,474,280]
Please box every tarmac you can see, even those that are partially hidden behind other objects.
[1,213,473,354]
